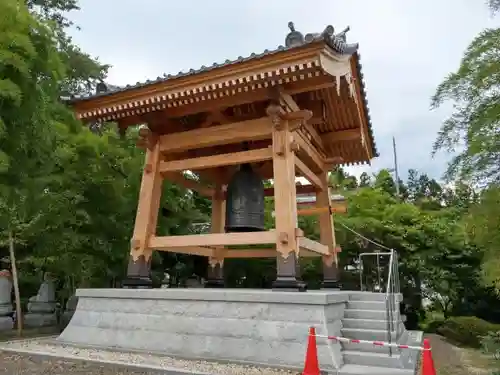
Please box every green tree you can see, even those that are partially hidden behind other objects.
[26,0,109,96]
[0,0,72,332]
[432,4,500,291]
[487,0,500,13]
[431,27,500,184]
[466,186,500,289]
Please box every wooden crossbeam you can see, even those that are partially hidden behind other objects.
[292,130,325,173]
[159,148,273,173]
[264,184,318,197]
[279,91,325,152]
[148,231,276,249]
[298,205,347,216]
[159,117,273,153]
[294,156,325,190]
[298,237,329,255]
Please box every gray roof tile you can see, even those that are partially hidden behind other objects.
[69,22,359,102]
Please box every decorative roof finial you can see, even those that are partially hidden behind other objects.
[336,26,350,42]
[285,21,304,47]
[322,25,335,38]
[96,81,108,94]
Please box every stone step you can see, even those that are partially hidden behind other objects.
[342,318,392,330]
[338,364,413,375]
[341,340,395,354]
[348,292,401,302]
[342,350,403,368]
[347,301,390,311]
[344,309,388,320]
[341,327,397,342]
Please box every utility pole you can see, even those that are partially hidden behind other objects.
[393,136,400,197]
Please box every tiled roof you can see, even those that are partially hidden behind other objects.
[68,22,360,102]
[354,54,378,157]
[67,22,377,158]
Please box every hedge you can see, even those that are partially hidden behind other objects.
[438,316,500,347]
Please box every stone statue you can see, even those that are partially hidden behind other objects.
[27,272,56,313]
[60,295,78,330]
[185,274,205,288]
[25,272,58,328]
[0,270,13,315]
[0,270,14,330]
[160,273,170,289]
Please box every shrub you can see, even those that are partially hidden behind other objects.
[480,331,500,359]
[424,318,446,333]
[438,316,500,347]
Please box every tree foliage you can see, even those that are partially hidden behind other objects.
[432,1,500,291]
[431,28,500,184]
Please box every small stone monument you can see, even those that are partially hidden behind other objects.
[0,269,14,330]
[60,295,78,329]
[24,272,57,328]
[160,273,170,289]
[185,274,204,288]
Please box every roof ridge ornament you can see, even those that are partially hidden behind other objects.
[285,21,305,47]
[305,24,359,55]
[96,81,108,94]
[336,26,350,42]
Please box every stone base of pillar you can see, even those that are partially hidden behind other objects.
[122,277,152,289]
[321,279,341,290]
[124,254,152,288]
[204,278,225,288]
[205,262,224,288]
[272,277,307,292]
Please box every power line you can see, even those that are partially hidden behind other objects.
[335,221,394,252]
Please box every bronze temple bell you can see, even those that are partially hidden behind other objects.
[225,163,265,233]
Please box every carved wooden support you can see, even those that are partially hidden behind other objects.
[316,172,341,289]
[125,133,163,287]
[136,126,159,151]
[268,104,306,290]
[206,177,226,288]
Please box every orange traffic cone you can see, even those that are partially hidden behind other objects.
[421,339,436,375]
[302,326,320,375]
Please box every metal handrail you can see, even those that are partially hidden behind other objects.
[359,249,400,357]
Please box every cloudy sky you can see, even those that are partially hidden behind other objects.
[68,0,497,181]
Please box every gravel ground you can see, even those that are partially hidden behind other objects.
[426,333,497,375]
[0,352,169,375]
[0,338,299,375]
[426,334,465,375]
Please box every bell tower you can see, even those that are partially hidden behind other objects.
[66,22,375,291]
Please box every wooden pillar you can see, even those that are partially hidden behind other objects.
[205,181,226,287]
[268,105,305,291]
[316,172,340,289]
[125,134,163,288]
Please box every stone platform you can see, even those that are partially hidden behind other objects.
[57,288,348,372]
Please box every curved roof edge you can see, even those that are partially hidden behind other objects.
[67,22,360,103]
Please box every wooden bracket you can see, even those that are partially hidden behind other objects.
[130,238,141,250]
[290,140,300,153]
[266,104,283,129]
